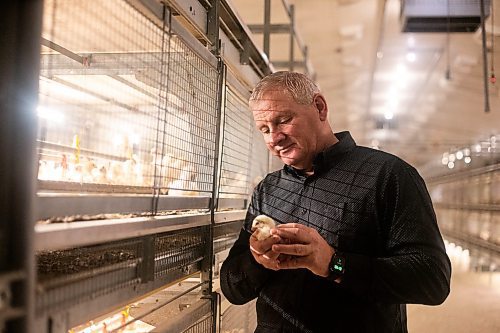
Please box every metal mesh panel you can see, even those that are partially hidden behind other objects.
[182,314,213,333]
[154,226,208,277]
[219,88,254,198]
[213,220,243,254]
[155,35,218,197]
[36,239,142,314]
[221,300,257,333]
[38,0,218,196]
[249,124,270,191]
[39,0,163,192]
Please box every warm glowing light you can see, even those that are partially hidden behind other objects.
[384,111,394,120]
[447,161,455,169]
[464,156,472,164]
[129,133,140,145]
[113,134,123,147]
[456,151,463,160]
[37,106,64,124]
[406,52,416,62]
[474,144,482,153]
[396,64,407,76]
[407,36,415,47]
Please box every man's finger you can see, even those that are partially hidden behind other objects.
[272,243,309,256]
[276,222,305,229]
[273,228,309,243]
[277,256,307,270]
[249,244,264,255]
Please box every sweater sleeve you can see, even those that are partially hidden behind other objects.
[219,227,273,305]
[338,160,452,305]
[219,186,274,305]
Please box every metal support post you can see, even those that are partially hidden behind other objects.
[0,1,43,332]
[263,0,271,59]
[289,4,295,71]
[208,0,221,56]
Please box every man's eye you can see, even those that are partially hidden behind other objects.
[260,127,270,134]
[280,117,291,124]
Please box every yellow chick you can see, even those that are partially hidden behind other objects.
[251,215,276,241]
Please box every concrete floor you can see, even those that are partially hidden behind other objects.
[408,247,500,333]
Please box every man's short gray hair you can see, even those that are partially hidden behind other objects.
[249,71,320,105]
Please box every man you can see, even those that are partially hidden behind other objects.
[220,71,451,332]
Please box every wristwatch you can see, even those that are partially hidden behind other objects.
[328,250,346,282]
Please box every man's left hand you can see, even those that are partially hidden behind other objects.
[270,223,335,277]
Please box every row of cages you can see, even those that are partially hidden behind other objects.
[27,0,270,332]
[428,165,500,263]
[429,168,500,206]
[435,209,500,246]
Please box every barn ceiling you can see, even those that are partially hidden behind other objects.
[230,0,500,173]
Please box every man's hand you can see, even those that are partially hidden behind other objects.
[270,223,335,277]
[249,230,282,270]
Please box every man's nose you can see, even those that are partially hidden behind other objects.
[268,131,285,146]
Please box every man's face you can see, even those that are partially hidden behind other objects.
[250,90,323,170]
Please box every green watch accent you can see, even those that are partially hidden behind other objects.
[328,250,346,281]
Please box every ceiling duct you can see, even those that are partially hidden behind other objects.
[401,0,491,33]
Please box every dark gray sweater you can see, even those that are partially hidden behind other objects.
[220,131,451,333]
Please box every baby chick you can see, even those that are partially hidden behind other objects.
[251,215,276,241]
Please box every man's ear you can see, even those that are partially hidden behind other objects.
[314,94,328,120]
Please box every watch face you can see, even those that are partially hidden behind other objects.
[329,252,345,277]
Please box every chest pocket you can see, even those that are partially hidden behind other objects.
[312,202,378,253]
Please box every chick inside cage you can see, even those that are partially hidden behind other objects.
[36,0,226,198]
[31,0,270,331]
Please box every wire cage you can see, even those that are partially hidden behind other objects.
[38,0,218,198]
[36,239,143,316]
[221,299,257,333]
[182,314,213,333]
[25,0,275,331]
[219,87,254,199]
[428,166,500,266]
